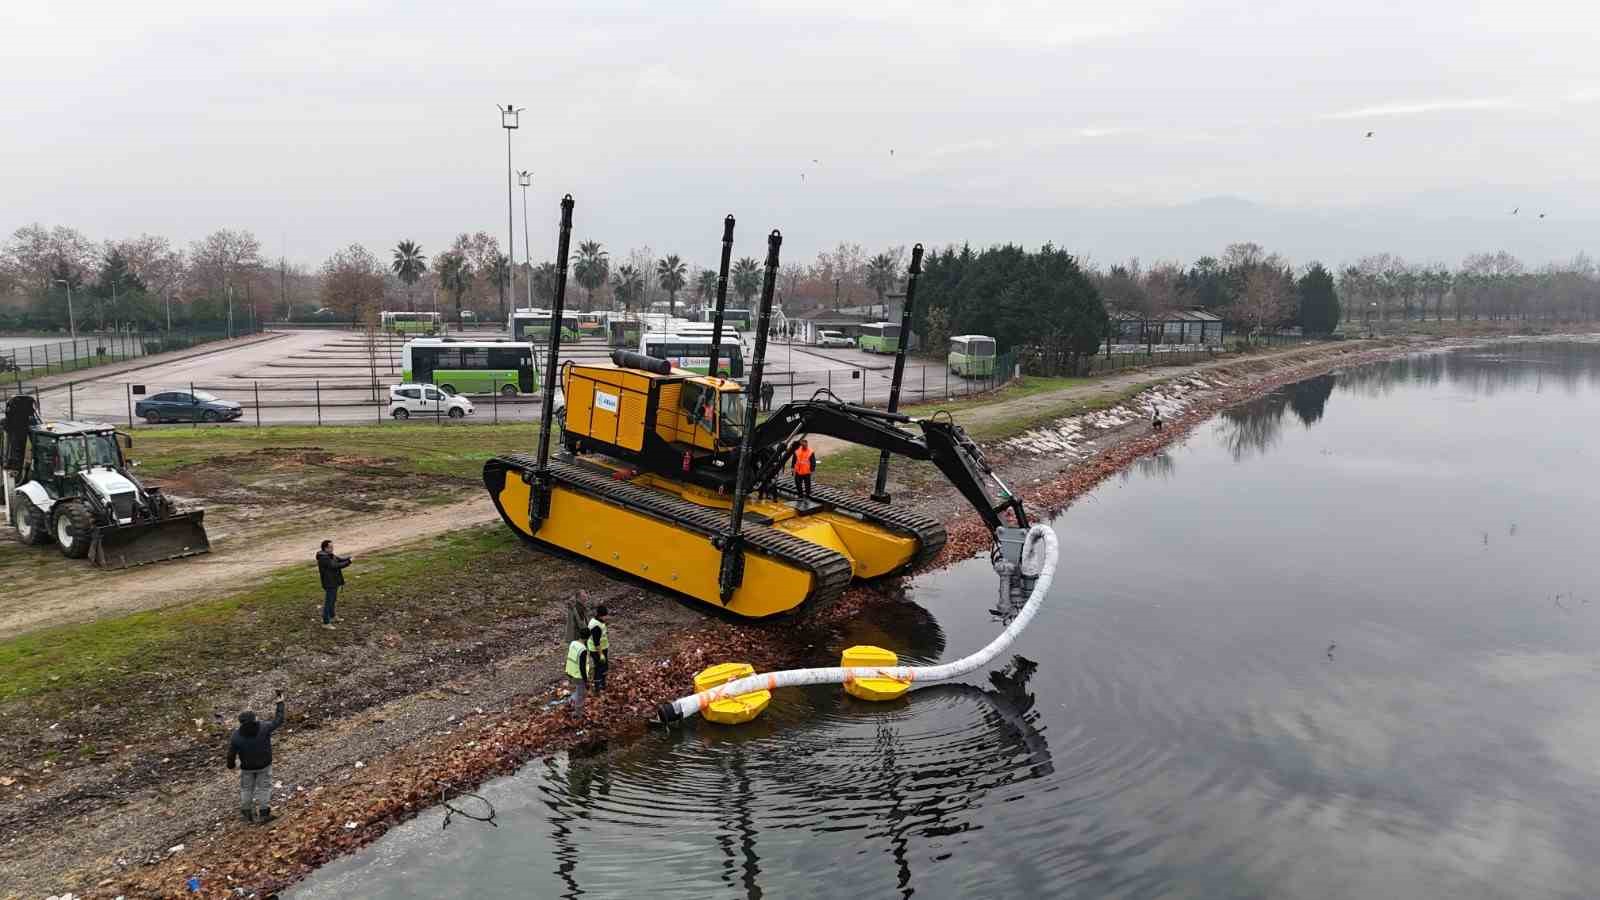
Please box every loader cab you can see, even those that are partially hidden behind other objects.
[26,425,127,492]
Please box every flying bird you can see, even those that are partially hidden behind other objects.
[1512,207,1519,215]
[1539,213,1546,219]
[812,158,820,164]
[1364,131,1374,138]
[889,148,895,156]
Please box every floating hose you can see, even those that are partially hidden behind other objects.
[656,524,1058,723]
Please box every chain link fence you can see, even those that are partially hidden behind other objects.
[0,325,263,398]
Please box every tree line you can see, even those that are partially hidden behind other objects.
[4,222,1597,375]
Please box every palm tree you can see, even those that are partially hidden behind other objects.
[655,254,688,316]
[486,253,511,322]
[435,251,473,325]
[391,240,427,311]
[573,241,609,310]
[696,269,718,307]
[612,264,645,312]
[731,256,761,304]
[531,262,558,304]
[865,253,898,319]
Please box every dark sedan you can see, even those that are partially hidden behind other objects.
[135,390,244,423]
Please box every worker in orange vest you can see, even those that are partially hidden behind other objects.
[792,438,816,499]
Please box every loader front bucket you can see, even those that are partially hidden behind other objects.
[90,510,211,569]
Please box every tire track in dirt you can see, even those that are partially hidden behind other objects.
[1,496,500,640]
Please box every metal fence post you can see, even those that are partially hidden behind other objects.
[920,364,926,403]
[315,379,322,426]
[827,370,832,396]
[255,381,261,428]
[68,381,75,419]
[492,379,499,424]
[861,368,867,405]
[126,383,133,427]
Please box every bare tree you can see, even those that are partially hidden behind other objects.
[1229,268,1288,339]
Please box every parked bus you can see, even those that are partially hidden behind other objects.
[948,334,997,377]
[381,311,442,335]
[509,309,580,342]
[701,307,753,327]
[641,333,745,378]
[402,338,538,395]
[857,322,901,354]
[576,312,604,336]
[606,314,643,348]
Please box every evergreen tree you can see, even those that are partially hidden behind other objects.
[1297,262,1341,334]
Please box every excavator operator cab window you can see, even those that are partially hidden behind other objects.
[718,390,748,444]
[681,383,718,436]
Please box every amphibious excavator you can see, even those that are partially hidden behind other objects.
[484,200,1027,619]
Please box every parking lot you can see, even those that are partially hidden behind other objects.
[20,327,1004,428]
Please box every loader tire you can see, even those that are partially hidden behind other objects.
[53,500,94,559]
[14,496,51,546]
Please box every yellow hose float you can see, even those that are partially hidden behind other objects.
[693,662,772,724]
[840,646,912,701]
[658,525,1057,726]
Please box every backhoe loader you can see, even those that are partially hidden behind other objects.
[2,394,210,568]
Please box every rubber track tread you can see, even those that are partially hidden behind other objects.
[803,484,948,571]
[495,454,854,612]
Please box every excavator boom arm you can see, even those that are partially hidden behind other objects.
[748,400,1028,532]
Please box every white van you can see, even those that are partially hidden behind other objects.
[815,330,853,348]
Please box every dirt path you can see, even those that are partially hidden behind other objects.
[0,496,500,639]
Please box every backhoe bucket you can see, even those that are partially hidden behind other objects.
[90,510,211,569]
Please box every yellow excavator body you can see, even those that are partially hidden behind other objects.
[483,361,943,619]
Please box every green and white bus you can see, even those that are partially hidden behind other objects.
[948,334,997,377]
[606,314,643,348]
[381,311,442,335]
[509,309,580,343]
[701,307,753,327]
[402,338,538,395]
[857,322,901,354]
[641,333,745,378]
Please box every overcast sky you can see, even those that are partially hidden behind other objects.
[4,0,1597,271]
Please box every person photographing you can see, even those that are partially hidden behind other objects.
[316,539,352,629]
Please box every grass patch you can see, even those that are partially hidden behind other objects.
[0,525,519,710]
[130,423,539,479]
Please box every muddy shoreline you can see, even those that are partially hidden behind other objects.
[20,337,1477,899]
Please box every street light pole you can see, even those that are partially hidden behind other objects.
[518,170,533,310]
[53,279,78,340]
[499,103,523,330]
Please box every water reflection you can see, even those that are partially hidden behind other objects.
[1216,374,1338,461]
[521,655,1053,900]
[1338,340,1600,399]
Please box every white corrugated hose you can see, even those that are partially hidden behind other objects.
[657,524,1058,724]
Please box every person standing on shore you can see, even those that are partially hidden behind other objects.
[565,632,594,710]
[227,690,285,824]
[317,540,352,629]
[587,606,610,693]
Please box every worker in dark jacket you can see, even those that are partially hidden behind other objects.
[227,690,285,823]
[316,539,352,629]
[760,381,775,412]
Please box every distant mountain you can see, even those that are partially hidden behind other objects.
[793,192,1599,270]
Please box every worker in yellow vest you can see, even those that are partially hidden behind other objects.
[587,605,610,693]
[565,632,594,710]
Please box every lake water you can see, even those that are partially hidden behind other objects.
[294,342,1600,900]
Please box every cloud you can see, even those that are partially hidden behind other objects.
[1319,97,1514,120]
[756,0,1170,47]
